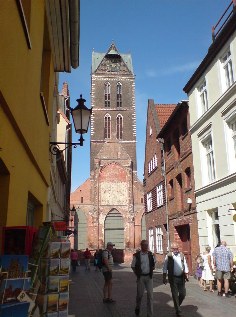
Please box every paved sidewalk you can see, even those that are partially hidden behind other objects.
[69,264,236,317]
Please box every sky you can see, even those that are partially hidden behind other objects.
[59,0,230,192]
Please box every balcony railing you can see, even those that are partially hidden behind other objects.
[212,0,236,41]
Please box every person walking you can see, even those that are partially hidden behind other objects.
[195,254,204,288]
[163,242,189,317]
[94,249,99,271]
[212,240,233,297]
[70,249,79,272]
[84,248,92,271]
[102,242,115,303]
[202,246,214,292]
[131,239,156,317]
[97,248,103,272]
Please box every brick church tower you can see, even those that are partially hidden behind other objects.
[71,44,144,261]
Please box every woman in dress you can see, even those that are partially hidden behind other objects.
[195,254,204,287]
[202,246,215,292]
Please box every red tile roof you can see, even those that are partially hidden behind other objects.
[155,104,176,129]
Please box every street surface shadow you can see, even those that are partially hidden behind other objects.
[154,292,202,317]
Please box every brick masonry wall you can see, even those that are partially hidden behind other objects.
[162,105,199,273]
[144,102,200,274]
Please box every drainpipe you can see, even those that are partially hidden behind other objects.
[69,0,80,69]
[157,138,170,251]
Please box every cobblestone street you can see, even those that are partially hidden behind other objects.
[69,264,236,317]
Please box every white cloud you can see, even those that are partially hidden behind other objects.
[146,70,158,78]
[146,61,200,77]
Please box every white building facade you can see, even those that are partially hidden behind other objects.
[184,4,236,255]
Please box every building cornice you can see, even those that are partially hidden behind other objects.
[190,83,236,134]
[45,0,80,72]
[195,172,236,197]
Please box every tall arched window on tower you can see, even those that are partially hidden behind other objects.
[116,114,123,139]
[104,82,110,107]
[104,114,111,139]
[117,82,122,107]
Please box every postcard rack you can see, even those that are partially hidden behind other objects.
[29,223,71,317]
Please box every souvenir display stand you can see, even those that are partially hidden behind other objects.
[0,254,32,316]
[0,223,71,317]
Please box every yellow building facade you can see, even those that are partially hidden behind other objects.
[0,1,80,244]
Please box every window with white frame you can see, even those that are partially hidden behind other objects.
[224,111,236,173]
[207,208,221,249]
[156,183,164,207]
[221,49,234,90]
[148,154,158,175]
[230,120,236,159]
[147,191,152,212]
[156,227,163,253]
[148,228,154,253]
[149,126,152,136]
[198,80,208,115]
[202,135,216,183]
[154,154,157,168]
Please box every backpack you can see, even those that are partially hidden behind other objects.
[96,250,104,269]
[102,249,111,266]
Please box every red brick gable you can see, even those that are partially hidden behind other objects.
[155,104,176,129]
[70,178,91,205]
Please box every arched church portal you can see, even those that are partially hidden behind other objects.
[77,209,87,250]
[104,209,124,249]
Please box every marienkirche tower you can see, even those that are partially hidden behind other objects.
[71,44,144,261]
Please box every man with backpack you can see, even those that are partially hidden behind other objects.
[102,242,115,303]
[163,242,189,317]
[131,239,156,317]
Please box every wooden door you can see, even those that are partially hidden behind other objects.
[176,224,192,274]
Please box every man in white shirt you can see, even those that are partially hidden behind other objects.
[131,240,156,317]
[163,242,189,317]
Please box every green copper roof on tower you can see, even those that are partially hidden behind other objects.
[92,43,133,74]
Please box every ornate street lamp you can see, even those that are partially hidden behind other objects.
[50,94,91,155]
[70,205,76,216]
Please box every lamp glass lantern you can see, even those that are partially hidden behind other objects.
[70,206,76,217]
[71,95,91,136]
